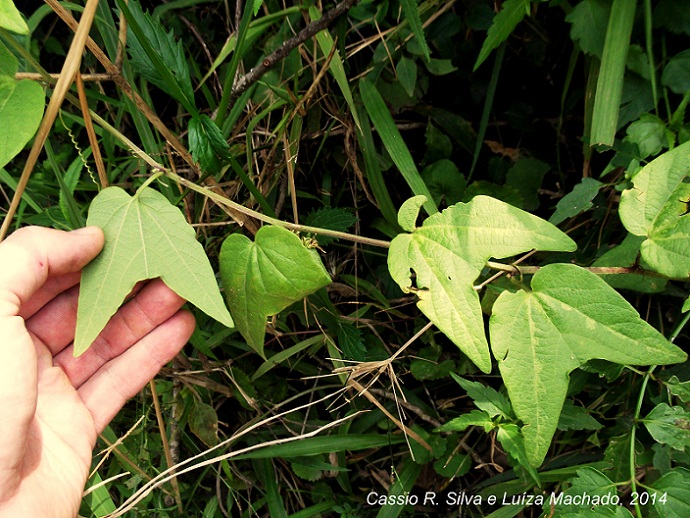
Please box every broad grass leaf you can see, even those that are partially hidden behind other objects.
[619,141,690,277]
[388,195,575,373]
[490,263,686,466]
[75,187,234,355]
[0,75,45,170]
[359,78,437,217]
[219,226,331,357]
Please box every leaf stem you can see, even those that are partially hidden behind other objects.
[485,261,670,277]
[630,365,656,518]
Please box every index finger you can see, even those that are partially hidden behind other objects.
[0,226,105,317]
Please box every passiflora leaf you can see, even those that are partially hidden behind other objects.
[388,195,576,373]
[75,186,234,355]
[490,263,686,466]
[619,140,690,277]
[219,226,331,357]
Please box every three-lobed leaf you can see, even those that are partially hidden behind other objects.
[76,186,234,355]
[219,226,331,357]
[619,140,690,277]
[388,195,576,373]
[490,263,686,466]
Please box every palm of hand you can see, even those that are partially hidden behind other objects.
[0,227,195,517]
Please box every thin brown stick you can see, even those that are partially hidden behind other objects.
[76,71,108,188]
[149,381,183,513]
[15,72,113,81]
[227,0,359,106]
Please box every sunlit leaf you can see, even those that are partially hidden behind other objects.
[219,226,331,357]
[619,141,690,278]
[388,195,576,373]
[0,0,29,34]
[76,187,234,355]
[490,264,686,466]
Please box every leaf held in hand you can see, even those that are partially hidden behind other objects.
[490,263,686,466]
[219,226,332,357]
[75,186,234,356]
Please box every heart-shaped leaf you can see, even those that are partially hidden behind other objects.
[388,195,576,373]
[619,140,690,277]
[0,75,44,171]
[0,0,29,34]
[490,263,686,466]
[219,226,331,357]
[76,186,233,355]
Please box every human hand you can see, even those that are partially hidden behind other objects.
[0,226,196,517]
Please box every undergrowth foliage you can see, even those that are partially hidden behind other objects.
[2,0,690,516]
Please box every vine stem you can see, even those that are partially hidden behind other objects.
[163,171,392,249]
[630,366,655,518]
[485,261,670,278]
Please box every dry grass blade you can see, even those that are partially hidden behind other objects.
[76,71,108,188]
[0,0,100,241]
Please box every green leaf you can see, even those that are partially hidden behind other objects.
[188,114,230,173]
[359,78,437,216]
[396,55,417,97]
[0,75,45,171]
[303,207,357,246]
[557,400,603,431]
[424,58,458,76]
[76,187,234,355]
[505,158,548,211]
[662,50,690,95]
[0,39,19,76]
[654,0,690,35]
[490,264,686,466]
[643,403,690,451]
[544,467,631,516]
[496,424,540,486]
[665,375,690,403]
[0,0,29,34]
[119,0,195,112]
[388,195,575,373]
[399,0,430,62]
[437,409,494,433]
[619,141,690,277]
[648,468,690,518]
[219,226,331,357]
[474,0,531,71]
[549,177,603,225]
[421,159,466,207]
[189,400,220,447]
[450,372,513,419]
[624,113,672,158]
[397,194,427,232]
[566,0,610,57]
